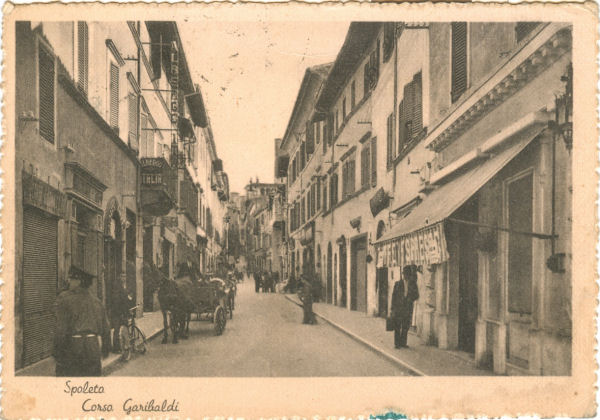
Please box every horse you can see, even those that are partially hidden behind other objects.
[155,263,196,344]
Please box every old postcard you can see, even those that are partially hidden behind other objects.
[1,1,597,418]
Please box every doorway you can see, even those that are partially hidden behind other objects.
[350,236,368,312]
[339,240,347,307]
[456,197,479,353]
[326,243,332,304]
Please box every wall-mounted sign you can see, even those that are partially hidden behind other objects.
[376,223,448,268]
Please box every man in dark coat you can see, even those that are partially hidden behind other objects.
[391,265,420,348]
[300,274,317,324]
[53,266,110,376]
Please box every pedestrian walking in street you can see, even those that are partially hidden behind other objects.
[262,270,270,293]
[300,274,317,325]
[253,270,261,293]
[53,266,110,376]
[390,265,420,349]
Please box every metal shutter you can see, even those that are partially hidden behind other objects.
[451,22,468,103]
[110,63,119,129]
[22,208,58,366]
[77,21,88,95]
[38,45,55,144]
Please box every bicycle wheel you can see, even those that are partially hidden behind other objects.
[131,325,147,355]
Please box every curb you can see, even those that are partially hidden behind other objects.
[284,295,427,376]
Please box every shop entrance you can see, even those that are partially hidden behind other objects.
[456,197,479,353]
[350,236,367,312]
[326,243,333,304]
[338,241,347,307]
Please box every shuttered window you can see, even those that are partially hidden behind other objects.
[361,143,371,189]
[128,92,138,150]
[451,22,468,103]
[77,22,89,96]
[316,179,321,211]
[38,44,55,144]
[351,81,356,109]
[386,113,394,166]
[398,72,423,155]
[330,173,338,206]
[323,122,328,154]
[306,121,314,156]
[315,121,320,145]
[363,63,370,97]
[370,137,377,187]
[322,177,328,211]
[109,63,119,130]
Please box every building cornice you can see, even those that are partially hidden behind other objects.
[425,24,571,153]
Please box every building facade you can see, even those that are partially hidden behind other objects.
[15,20,229,370]
[279,21,572,375]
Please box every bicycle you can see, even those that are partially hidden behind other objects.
[119,305,147,362]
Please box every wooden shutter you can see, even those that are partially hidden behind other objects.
[38,45,55,144]
[327,113,334,146]
[306,122,314,155]
[412,72,423,137]
[364,63,370,97]
[110,63,119,129]
[323,123,328,153]
[128,93,138,150]
[349,159,356,195]
[361,145,370,188]
[316,179,321,210]
[371,137,377,187]
[451,22,468,103]
[323,178,328,211]
[77,21,89,95]
[315,121,320,145]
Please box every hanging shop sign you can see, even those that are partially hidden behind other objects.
[376,223,448,268]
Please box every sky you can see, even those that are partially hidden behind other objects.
[179,21,350,195]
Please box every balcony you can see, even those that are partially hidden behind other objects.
[140,157,176,216]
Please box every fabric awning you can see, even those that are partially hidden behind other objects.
[374,123,545,267]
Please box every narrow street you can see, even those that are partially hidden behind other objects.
[109,277,413,376]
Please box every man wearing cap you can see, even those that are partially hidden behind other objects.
[53,266,110,376]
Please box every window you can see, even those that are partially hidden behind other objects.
[330,173,338,207]
[323,122,328,154]
[128,91,138,150]
[386,113,394,166]
[315,121,321,145]
[306,122,314,158]
[351,81,356,109]
[507,172,533,314]
[322,177,328,211]
[361,142,371,189]
[398,72,423,154]
[311,184,316,216]
[109,62,120,130]
[335,110,339,133]
[77,21,89,95]
[515,22,540,43]
[301,196,306,224]
[38,43,55,144]
[370,137,377,187]
[316,179,321,211]
[342,157,356,200]
[342,97,347,119]
[307,190,311,219]
[451,22,468,103]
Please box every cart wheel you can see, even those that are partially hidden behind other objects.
[214,306,227,335]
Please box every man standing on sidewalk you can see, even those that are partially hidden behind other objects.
[53,266,110,376]
[300,272,317,325]
[391,265,419,348]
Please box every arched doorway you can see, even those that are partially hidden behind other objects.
[327,243,333,304]
[376,221,389,317]
[316,244,322,299]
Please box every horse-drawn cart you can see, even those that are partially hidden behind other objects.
[190,281,229,335]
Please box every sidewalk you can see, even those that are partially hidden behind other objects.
[285,294,493,376]
[16,310,164,377]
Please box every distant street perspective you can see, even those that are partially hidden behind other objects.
[109,278,412,377]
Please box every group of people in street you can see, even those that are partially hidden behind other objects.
[252,270,278,293]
